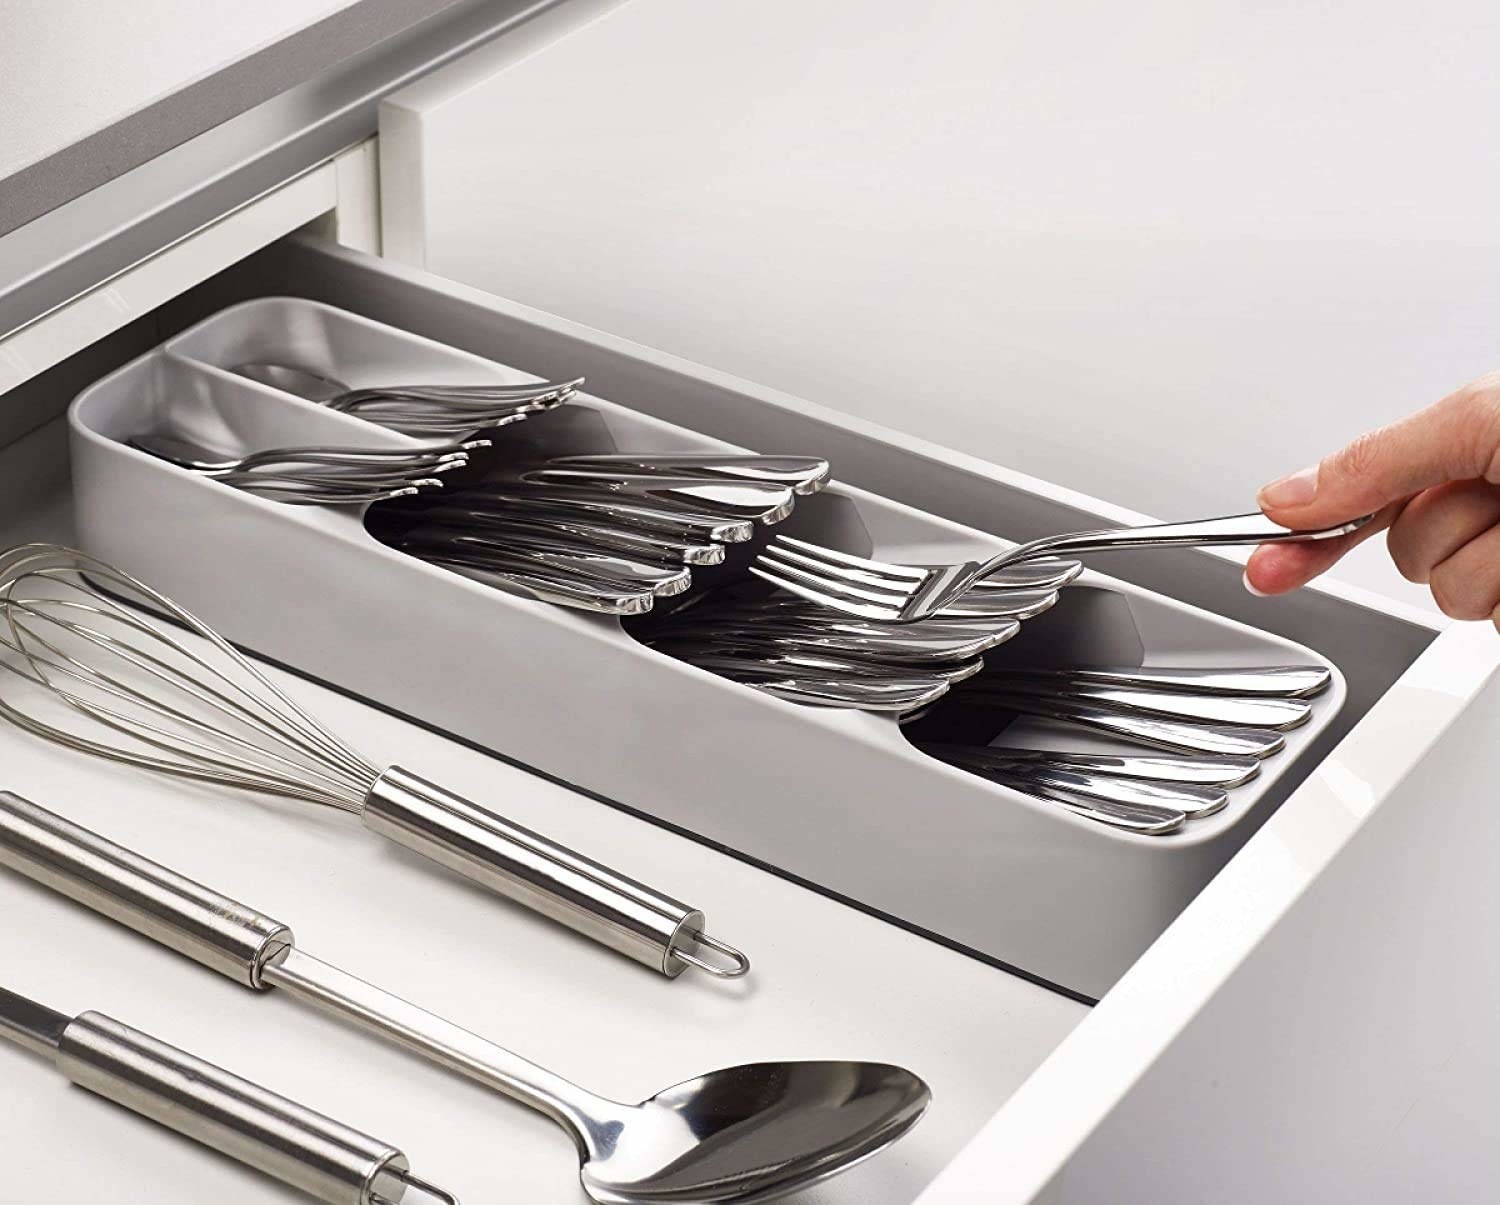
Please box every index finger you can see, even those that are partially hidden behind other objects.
[1257,379,1500,529]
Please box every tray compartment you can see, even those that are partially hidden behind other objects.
[70,297,1345,999]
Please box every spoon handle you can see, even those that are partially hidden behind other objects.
[0,792,606,1133]
[263,948,599,1129]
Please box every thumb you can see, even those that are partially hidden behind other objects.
[1257,376,1500,527]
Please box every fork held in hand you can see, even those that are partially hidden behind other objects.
[751,511,1373,623]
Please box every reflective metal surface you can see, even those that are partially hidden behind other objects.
[127,430,481,505]
[753,512,1372,623]
[550,452,831,495]
[364,767,747,979]
[0,544,743,979]
[952,692,1287,758]
[236,361,580,437]
[986,663,1334,699]
[0,791,292,988]
[967,682,1313,731]
[0,985,455,1205]
[265,950,929,1205]
[0,802,924,1205]
[916,743,1263,788]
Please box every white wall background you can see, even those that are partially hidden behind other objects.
[385,0,1500,609]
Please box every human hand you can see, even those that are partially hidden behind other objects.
[1246,372,1500,631]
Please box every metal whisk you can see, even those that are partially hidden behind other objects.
[0,544,747,980]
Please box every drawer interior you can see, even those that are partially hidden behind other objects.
[0,225,1445,1205]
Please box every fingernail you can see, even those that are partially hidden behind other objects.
[1258,463,1319,508]
[1242,570,1269,598]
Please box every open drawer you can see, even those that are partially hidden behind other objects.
[5,226,1500,1205]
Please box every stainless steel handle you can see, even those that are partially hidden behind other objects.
[972,683,1313,730]
[423,552,656,615]
[962,694,1287,757]
[0,791,291,988]
[916,742,1263,787]
[0,984,69,1057]
[970,771,1187,834]
[981,664,1333,698]
[58,1012,424,1205]
[984,510,1372,571]
[361,767,747,979]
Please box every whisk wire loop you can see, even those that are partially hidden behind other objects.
[13,592,375,794]
[0,545,381,811]
[3,598,357,791]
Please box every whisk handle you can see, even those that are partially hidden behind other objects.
[0,792,292,989]
[361,767,727,978]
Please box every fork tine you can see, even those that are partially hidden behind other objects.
[771,535,929,582]
[763,543,928,591]
[747,566,905,621]
[757,547,917,604]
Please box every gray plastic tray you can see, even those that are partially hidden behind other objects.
[69,297,1345,998]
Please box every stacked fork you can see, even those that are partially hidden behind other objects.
[752,513,1371,622]
[641,559,1080,710]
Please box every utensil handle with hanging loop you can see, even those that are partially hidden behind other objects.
[361,767,747,979]
[0,791,292,988]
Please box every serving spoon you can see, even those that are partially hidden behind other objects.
[0,793,932,1203]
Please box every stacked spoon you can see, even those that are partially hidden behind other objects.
[368,454,832,614]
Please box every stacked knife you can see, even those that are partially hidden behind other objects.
[908,662,1333,835]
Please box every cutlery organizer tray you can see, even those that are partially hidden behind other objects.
[69,296,1345,1000]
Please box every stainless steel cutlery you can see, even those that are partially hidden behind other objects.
[235,361,581,436]
[986,662,1333,698]
[951,691,1289,758]
[753,512,1372,622]
[915,661,1335,832]
[0,794,930,1205]
[640,558,1067,711]
[965,681,1314,730]
[129,429,486,505]
[120,368,1337,843]
[917,743,1263,788]
[542,452,831,494]
[368,456,824,613]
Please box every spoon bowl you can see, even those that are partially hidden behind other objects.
[579,1061,932,1204]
